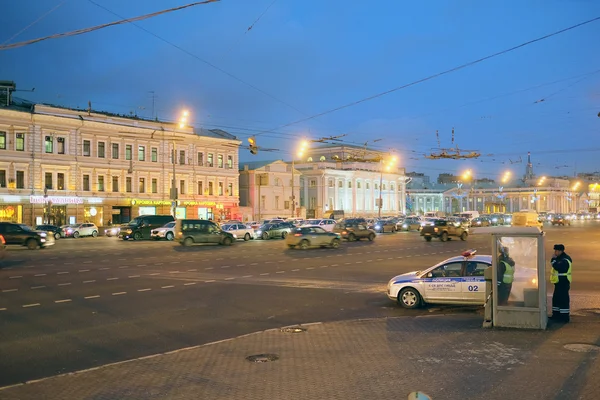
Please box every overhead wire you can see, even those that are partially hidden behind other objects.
[1,0,68,46]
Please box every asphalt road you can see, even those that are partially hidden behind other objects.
[0,221,599,387]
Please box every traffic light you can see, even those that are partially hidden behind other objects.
[248,136,258,155]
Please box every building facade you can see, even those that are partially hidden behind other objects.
[0,103,241,228]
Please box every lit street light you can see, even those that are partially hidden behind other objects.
[171,109,189,217]
[378,155,398,218]
[291,140,309,217]
[501,171,511,184]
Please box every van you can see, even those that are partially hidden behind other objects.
[511,210,543,229]
[119,215,175,240]
[458,211,480,221]
[424,211,445,218]
[175,219,235,246]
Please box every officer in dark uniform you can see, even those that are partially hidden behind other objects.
[497,246,515,306]
[550,244,572,322]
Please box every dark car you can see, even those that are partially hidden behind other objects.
[420,219,468,242]
[551,214,570,226]
[255,222,294,240]
[35,224,64,240]
[175,219,234,246]
[471,217,491,227]
[119,215,175,240]
[0,222,55,250]
[373,219,397,233]
[333,221,376,241]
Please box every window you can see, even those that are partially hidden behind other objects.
[391,184,394,191]
[45,136,53,153]
[309,197,316,209]
[139,178,145,193]
[319,156,326,161]
[275,196,280,209]
[16,133,24,151]
[197,152,204,166]
[207,153,214,167]
[112,143,119,159]
[430,262,463,278]
[366,182,370,189]
[217,154,224,168]
[218,182,223,196]
[45,172,52,189]
[126,145,132,160]
[16,171,24,189]
[180,180,185,195]
[228,183,233,196]
[97,175,104,192]
[138,146,145,161]
[466,262,491,277]
[83,140,91,156]
[307,157,313,162]
[151,178,158,193]
[348,181,352,188]
[383,184,386,190]
[338,181,342,188]
[375,183,379,190]
[151,147,158,162]
[309,179,316,187]
[126,177,132,193]
[227,155,233,169]
[57,173,65,190]
[0,170,5,187]
[261,196,266,210]
[112,176,119,192]
[198,181,203,195]
[98,142,105,158]
[328,180,334,188]
[0,132,6,149]
[284,200,290,209]
[179,150,186,165]
[83,175,90,191]
[56,137,65,154]
[357,182,361,189]
[208,181,214,195]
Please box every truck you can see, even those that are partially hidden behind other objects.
[420,219,468,242]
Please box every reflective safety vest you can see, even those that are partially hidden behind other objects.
[550,259,572,283]
[501,260,514,284]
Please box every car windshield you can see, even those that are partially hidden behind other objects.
[128,219,142,226]
[164,222,176,228]
[19,224,33,231]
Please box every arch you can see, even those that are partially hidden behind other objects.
[319,156,326,162]
[307,157,313,162]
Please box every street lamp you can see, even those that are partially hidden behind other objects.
[171,110,189,217]
[537,176,547,186]
[291,140,308,217]
[378,155,397,218]
[501,171,511,184]
[461,169,473,211]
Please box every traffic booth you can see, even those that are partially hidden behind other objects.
[474,226,547,329]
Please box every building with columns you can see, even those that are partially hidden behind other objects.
[0,99,241,228]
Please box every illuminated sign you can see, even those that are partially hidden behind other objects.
[183,201,217,206]
[0,206,16,219]
[1,196,22,203]
[30,196,84,205]
[131,199,172,206]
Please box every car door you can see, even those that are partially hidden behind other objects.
[356,224,368,238]
[82,223,92,236]
[422,262,464,302]
[463,262,490,303]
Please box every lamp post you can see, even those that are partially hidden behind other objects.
[500,171,511,212]
[461,169,472,211]
[292,141,308,218]
[378,156,397,218]
[171,110,189,218]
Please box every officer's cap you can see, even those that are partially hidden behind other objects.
[553,244,565,251]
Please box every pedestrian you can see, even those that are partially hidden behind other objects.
[550,244,572,322]
[497,246,515,306]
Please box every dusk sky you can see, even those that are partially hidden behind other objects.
[2,0,600,181]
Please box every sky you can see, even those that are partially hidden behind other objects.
[2,0,600,182]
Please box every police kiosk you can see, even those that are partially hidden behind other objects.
[475,226,547,330]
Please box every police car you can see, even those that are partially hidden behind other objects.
[387,250,537,308]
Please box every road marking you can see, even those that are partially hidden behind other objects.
[99,267,110,270]
[224,277,235,280]
[161,285,175,289]
[23,303,40,308]
[320,266,328,268]
[49,257,58,260]
[31,286,46,289]
[9,276,22,279]
[133,258,142,260]
[306,267,315,270]
[184,282,197,286]
[242,275,253,278]
[260,273,270,276]
[355,261,363,264]
[170,261,180,264]
[118,266,128,269]
[112,292,127,296]
[331,264,338,267]
[34,273,47,277]
[250,263,258,266]
[276,271,285,274]
[138,288,152,292]
[186,260,194,263]
[58,283,72,286]
[291,269,300,272]
[137,264,147,267]
[128,275,140,278]
[101,260,109,262]
[366,260,373,262]
[344,262,351,265]
[205,280,216,283]
[187,269,197,272]
[221,266,230,268]
[64,262,74,265]
[216,258,224,261]
[205,267,214,270]
[107,277,119,281]
[377,258,385,261]
[169,271,181,274]
[0,308,6,311]
[55,299,72,303]
[83,261,92,264]
[2,289,18,293]
[57,272,69,275]
[83,280,96,283]
[79,269,90,272]
[148,273,160,276]
[155,263,164,266]
[84,295,100,299]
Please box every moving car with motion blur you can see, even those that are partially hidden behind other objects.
[470,216,491,227]
[65,223,99,238]
[151,221,177,240]
[333,220,376,241]
[255,222,294,240]
[285,226,341,249]
[221,223,255,241]
[0,222,55,250]
[420,219,468,242]
[373,219,397,233]
[550,214,570,226]
[35,224,63,240]
[175,219,234,247]
[398,217,422,231]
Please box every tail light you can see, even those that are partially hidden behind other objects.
[434,228,438,232]
[0,235,5,245]
[342,231,347,234]
[294,233,302,237]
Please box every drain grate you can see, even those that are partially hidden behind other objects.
[281,327,307,333]
[564,344,600,353]
[246,353,279,363]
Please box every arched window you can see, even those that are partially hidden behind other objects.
[319,156,326,162]
[357,181,361,189]
[307,157,313,162]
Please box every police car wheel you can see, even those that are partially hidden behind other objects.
[398,288,421,309]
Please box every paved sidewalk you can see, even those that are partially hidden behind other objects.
[1,308,599,400]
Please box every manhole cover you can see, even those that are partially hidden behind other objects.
[564,344,600,353]
[246,353,279,363]
[281,327,307,333]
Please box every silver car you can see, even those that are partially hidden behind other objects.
[151,221,176,241]
[285,226,341,250]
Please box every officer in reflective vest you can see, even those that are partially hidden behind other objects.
[497,247,515,306]
[550,244,572,322]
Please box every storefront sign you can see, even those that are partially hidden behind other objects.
[87,198,104,204]
[30,195,84,205]
[131,199,172,206]
[1,196,22,203]
[183,201,217,206]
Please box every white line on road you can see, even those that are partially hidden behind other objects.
[170,261,180,264]
[184,282,197,286]
[118,266,129,269]
[291,269,300,272]
[107,277,119,281]
[138,288,152,292]
[84,295,100,299]
[331,264,338,267]
[205,280,216,283]
[187,269,197,272]
[137,264,147,267]
[242,275,253,278]
[112,292,127,296]
[306,267,315,270]
[161,285,175,289]
[83,261,92,264]
[118,258,127,261]
[216,258,224,261]
[83,280,96,283]
[55,299,72,303]
[355,261,363,264]
[148,273,160,276]
[57,272,69,275]
[9,276,22,279]
[79,269,90,272]
[99,267,109,270]
[31,286,45,289]
[169,271,181,274]
[186,260,194,263]
[205,267,214,270]
[276,271,285,274]
[320,266,328,268]
[260,273,270,276]
[0,308,6,311]
[128,275,140,278]
[58,283,72,286]
[221,266,230,268]
[250,263,258,266]
[34,273,47,277]
[224,277,235,280]
[22,303,40,308]
[49,257,58,260]
[344,262,351,265]
[2,289,18,293]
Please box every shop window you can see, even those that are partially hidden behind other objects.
[97,175,105,192]
[208,182,214,195]
[218,154,224,168]
[218,182,223,196]
[125,145,132,160]
[207,153,214,167]
[197,152,204,166]
[112,143,119,159]
[112,176,119,192]
[0,131,5,149]
[98,142,105,158]
[227,155,233,169]
[198,181,203,195]
[126,177,132,193]
[151,147,158,162]
[16,171,25,189]
[45,136,53,153]
[57,173,65,190]
[139,178,145,193]
[83,140,91,156]
[179,150,186,165]
[83,175,90,191]
[228,183,233,196]
[152,178,158,193]
[0,170,5,187]
[57,137,65,154]
[45,172,53,189]
[138,146,145,161]
[16,133,24,151]
[180,180,185,195]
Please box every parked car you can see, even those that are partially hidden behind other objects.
[175,219,234,246]
[373,219,397,233]
[255,223,294,240]
[221,223,255,241]
[0,222,55,249]
[551,214,570,226]
[151,221,177,240]
[119,215,175,240]
[286,226,341,249]
[66,223,99,238]
[35,224,63,240]
[399,217,422,231]
[333,221,376,241]
[301,219,337,232]
[471,217,491,227]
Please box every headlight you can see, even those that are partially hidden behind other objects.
[375,225,381,229]
[40,232,47,237]
[402,224,408,228]
[492,218,498,222]
[256,231,262,235]
[232,234,238,238]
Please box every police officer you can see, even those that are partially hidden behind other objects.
[550,244,572,322]
[497,246,515,306]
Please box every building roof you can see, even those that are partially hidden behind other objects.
[239,159,286,171]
